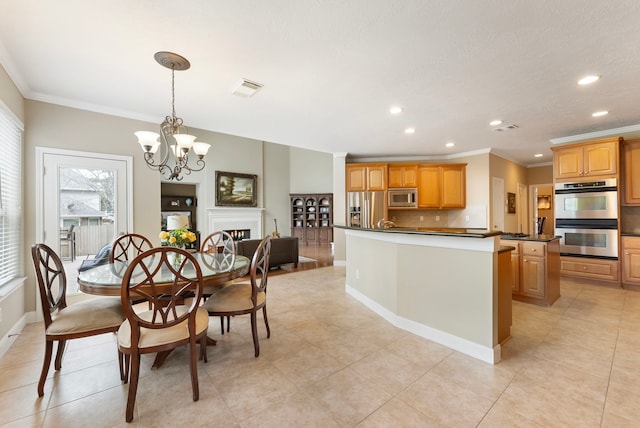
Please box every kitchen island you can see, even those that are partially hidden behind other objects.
[339,226,509,364]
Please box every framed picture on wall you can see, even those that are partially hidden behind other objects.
[537,195,551,210]
[507,192,516,214]
[215,171,257,207]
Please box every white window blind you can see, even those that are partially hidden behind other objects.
[0,104,23,287]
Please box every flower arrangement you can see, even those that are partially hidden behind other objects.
[159,229,197,248]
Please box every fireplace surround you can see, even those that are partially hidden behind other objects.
[208,208,263,240]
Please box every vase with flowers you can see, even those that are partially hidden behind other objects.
[159,228,197,264]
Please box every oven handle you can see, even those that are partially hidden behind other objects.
[554,186,616,194]
[556,218,618,229]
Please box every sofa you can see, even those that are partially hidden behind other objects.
[236,236,299,269]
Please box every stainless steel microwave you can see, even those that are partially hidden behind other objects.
[388,188,417,208]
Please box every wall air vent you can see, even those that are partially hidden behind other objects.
[494,124,519,132]
[232,78,264,97]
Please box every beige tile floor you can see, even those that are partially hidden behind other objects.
[2,267,640,427]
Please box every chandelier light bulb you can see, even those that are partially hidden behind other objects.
[192,142,211,157]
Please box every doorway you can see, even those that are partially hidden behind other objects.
[35,148,133,296]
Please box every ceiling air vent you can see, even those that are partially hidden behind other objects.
[232,78,263,97]
[494,124,519,132]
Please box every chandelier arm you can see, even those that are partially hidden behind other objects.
[135,51,208,181]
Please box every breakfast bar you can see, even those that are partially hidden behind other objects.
[340,226,509,364]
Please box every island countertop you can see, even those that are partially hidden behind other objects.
[335,225,501,238]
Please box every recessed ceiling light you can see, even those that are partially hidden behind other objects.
[534,153,543,158]
[405,128,415,134]
[489,120,503,126]
[445,142,455,147]
[578,75,600,85]
[592,110,608,117]
[390,106,403,114]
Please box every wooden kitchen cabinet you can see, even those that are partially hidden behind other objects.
[623,138,640,205]
[501,240,521,293]
[552,137,621,181]
[388,164,418,188]
[346,163,387,192]
[521,242,546,299]
[500,238,560,306]
[622,236,640,286]
[417,164,466,209]
[560,255,620,283]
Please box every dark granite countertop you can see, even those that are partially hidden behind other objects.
[336,225,501,238]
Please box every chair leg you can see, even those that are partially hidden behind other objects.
[200,334,208,363]
[250,311,260,357]
[123,354,130,384]
[263,306,271,338]
[189,337,200,402]
[227,316,230,332]
[38,340,54,396]
[220,316,224,335]
[54,340,66,370]
[125,353,140,422]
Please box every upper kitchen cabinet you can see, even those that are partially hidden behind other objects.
[346,163,388,192]
[417,164,466,209]
[623,138,640,205]
[552,137,621,181]
[388,164,418,188]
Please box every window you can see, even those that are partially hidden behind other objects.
[0,103,23,288]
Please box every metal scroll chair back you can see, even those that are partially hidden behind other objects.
[110,233,153,263]
[117,246,209,422]
[31,243,125,397]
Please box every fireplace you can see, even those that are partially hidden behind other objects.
[208,208,264,241]
[224,229,250,241]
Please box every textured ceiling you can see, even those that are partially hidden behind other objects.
[1,0,640,165]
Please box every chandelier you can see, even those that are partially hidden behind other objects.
[135,51,211,181]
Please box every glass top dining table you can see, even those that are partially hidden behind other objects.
[77,252,251,296]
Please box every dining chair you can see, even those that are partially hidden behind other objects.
[59,224,76,261]
[200,231,236,334]
[110,233,152,263]
[202,235,272,357]
[31,244,125,397]
[117,246,209,422]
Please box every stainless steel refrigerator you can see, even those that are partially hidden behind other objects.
[347,191,386,228]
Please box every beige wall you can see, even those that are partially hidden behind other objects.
[527,164,553,184]
[0,65,25,341]
[489,154,528,233]
[0,65,24,122]
[289,146,334,193]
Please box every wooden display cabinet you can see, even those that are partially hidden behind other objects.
[290,193,333,246]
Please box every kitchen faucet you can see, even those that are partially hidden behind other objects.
[376,219,397,229]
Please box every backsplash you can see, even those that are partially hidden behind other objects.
[622,206,640,233]
[389,205,488,229]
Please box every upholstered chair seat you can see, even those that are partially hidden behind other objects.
[117,306,209,349]
[46,298,124,336]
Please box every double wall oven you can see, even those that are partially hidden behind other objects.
[554,178,618,259]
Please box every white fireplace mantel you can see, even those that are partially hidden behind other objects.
[207,207,264,240]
